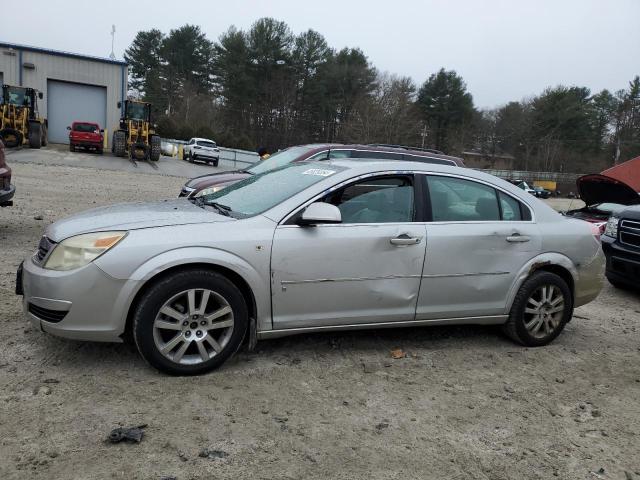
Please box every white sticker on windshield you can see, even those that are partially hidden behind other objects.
[302,168,336,177]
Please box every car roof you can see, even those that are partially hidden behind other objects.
[293,143,464,166]
[192,137,216,142]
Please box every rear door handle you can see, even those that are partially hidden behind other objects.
[506,233,530,243]
[390,234,422,246]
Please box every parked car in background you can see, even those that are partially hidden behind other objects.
[184,138,220,166]
[602,205,640,289]
[19,159,604,375]
[0,140,15,207]
[67,122,104,154]
[564,174,640,236]
[179,143,465,198]
[510,180,536,195]
[532,186,551,199]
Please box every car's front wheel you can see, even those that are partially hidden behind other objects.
[503,271,572,346]
[133,269,248,375]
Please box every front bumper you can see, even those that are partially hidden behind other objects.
[602,235,640,285]
[20,256,139,342]
[0,183,15,206]
[71,139,102,148]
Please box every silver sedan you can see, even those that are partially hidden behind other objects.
[19,160,605,375]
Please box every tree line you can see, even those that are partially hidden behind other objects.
[125,18,640,173]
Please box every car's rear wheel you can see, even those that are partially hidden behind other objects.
[503,271,572,346]
[133,269,248,375]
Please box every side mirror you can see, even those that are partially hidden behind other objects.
[38,92,43,99]
[117,101,122,109]
[66,126,71,130]
[100,129,104,133]
[298,202,342,226]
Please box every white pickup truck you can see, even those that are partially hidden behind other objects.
[184,138,220,166]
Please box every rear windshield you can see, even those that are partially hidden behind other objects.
[197,141,217,148]
[73,123,98,132]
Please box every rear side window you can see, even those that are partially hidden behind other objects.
[499,191,532,221]
[73,123,97,132]
[197,141,216,148]
[427,176,531,222]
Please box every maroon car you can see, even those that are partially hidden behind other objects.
[179,143,464,198]
[0,140,15,207]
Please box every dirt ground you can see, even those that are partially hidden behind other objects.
[1,154,639,480]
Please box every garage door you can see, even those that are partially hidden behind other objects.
[47,80,107,144]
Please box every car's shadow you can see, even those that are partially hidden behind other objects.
[36,323,510,375]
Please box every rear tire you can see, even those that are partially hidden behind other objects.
[133,269,248,375]
[69,143,75,152]
[28,123,42,149]
[502,271,572,347]
[213,158,219,167]
[150,135,161,161]
[113,130,126,157]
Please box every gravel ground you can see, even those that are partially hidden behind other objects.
[1,152,639,480]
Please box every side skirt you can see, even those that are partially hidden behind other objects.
[257,315,508,340]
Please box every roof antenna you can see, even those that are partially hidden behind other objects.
[109,25,116,60]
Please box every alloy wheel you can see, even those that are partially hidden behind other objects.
[523,285,565,339]
[152,288,234,365]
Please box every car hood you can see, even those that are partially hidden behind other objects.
[46,199,233,241]
[188,172,251,190]
[576,174,640,207]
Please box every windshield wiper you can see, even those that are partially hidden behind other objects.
[207,201,233,217]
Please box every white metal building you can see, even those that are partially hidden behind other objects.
[0,42,127,145]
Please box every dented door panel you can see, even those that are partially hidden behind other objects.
[416,222,541,319]
[271,223,427,329]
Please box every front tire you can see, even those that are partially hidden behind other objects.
[149,135,161,161]
[503,271,572,347]
[28,123,42,149]
[133,269,248,375]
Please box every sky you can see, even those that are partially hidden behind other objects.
[4,0,639,109]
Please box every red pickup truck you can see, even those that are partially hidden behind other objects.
[68,122,104,154]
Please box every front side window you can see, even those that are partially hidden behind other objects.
[322,176,414,224]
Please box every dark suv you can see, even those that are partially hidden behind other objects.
[179,143,464,198]
[601,206,640,289]
[0,140,15,207]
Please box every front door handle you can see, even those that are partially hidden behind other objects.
[390,234,422,246]
[506,233,530,243]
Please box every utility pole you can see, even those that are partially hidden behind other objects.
[109,25,116,60]
[420,124,428,149]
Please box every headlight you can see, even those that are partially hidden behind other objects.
[603,216,619,238]
[194,185,225,197]
[43,231,127,271]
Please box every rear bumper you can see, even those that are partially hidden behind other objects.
[602,235,640,284]
[0,183,15,206]
[192,151,219,159]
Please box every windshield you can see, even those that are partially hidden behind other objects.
[126,102,148,121]
[3,87,30,107]
[197,140,216,148]
[73,123,98,132]
[198,163,345,217]
[246,146,314,175]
